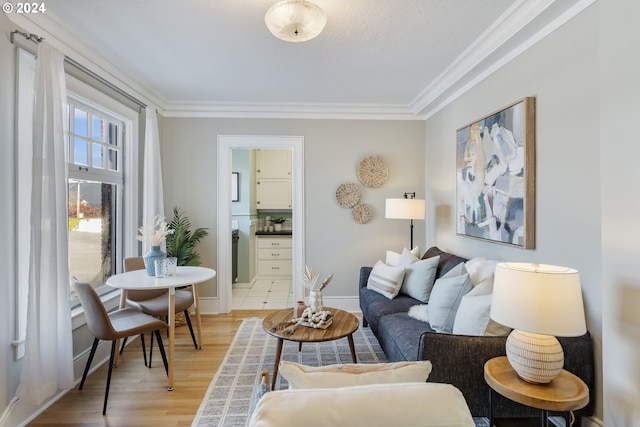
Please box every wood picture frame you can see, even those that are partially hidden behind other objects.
[456,97,535,248]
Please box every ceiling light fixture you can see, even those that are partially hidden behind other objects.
[265,0,327,43]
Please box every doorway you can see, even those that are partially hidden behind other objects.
[217,135,305,314]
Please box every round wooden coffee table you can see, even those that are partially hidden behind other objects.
[262,307,360,390]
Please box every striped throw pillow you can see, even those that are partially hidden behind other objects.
[366,261,405,299]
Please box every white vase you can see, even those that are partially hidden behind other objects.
[274,223,282,231]
[308,291,323,312]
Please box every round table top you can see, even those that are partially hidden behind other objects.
[262,307,359,343]
[484,356,589,412]
[106,266,216,290]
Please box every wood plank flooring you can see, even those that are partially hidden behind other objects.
[29,310,275,426]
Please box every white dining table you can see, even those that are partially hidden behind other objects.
[106,265,216,390]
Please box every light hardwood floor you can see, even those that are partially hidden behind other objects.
[29,310,276,426]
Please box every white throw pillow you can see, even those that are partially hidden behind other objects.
[464,257,497,287]
[366,260,405,299]
[398,250,440,303]
[428,273,473,333]
[279,360,432,390]
[408,304,429,323]
[249,383,475,427]
[385,246,420,267]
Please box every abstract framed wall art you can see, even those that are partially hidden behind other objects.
[456,97,535,248]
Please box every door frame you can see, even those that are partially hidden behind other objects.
[217,135,305,313]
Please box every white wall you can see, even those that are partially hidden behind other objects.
[599,0,640,425]
[425,2,640,424]
[160,118,426,299]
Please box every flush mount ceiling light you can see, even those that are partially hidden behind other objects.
[265,0,327,42]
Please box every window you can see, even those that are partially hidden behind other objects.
[67,96,126,290]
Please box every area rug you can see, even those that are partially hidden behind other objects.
[191,317,489,427]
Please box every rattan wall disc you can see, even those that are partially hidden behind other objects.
[335,182,361,208]
[357,156,388,187]
[352,203,374,224]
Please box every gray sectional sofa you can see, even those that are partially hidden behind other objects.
[359,246,595,420]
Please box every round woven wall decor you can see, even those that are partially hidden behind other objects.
[335,182,361,208]
[357,156,388,187]
[351,203,374,224]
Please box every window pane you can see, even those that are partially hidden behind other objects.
[108,122,119,145]
[74,137,89,166]
[108,148,118,171]
[92,143,103,168]
[68,180,116,287]
[92,116,105,141]
[74,107,88,136]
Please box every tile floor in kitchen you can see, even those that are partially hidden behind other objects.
[232,279,293,310]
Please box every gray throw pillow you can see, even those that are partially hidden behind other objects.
[428,273,473,333]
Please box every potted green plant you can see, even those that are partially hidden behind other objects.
[271,216,286,232]
[165,206,209,266]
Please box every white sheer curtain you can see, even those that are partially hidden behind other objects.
[16,42,74,405]
[142,106,165,252]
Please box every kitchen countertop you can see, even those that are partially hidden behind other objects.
[256,231,292,236]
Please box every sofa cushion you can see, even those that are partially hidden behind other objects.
[422,246,468,278]
[366,260,405,299]
[398,251,440,303]
[279,360,432,390]
[429,273,473,333]
[377,312,435,361]
[359,286,418,335]
[249,382,475,427]
[385,246,420,266]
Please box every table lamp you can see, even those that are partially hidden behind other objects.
[490,262,587,384]
[385,192,425,249]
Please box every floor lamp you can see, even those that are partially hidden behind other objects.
[385,192,426,249]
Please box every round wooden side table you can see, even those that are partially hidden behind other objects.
[263,307,360,390]
[484,356,589,426]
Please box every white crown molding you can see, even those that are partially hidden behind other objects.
[161,101,420,120]
[419,0,597,120]
[5,10,167,109]
[410,0,555,116]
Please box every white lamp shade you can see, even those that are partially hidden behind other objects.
[490,262,587,337]
[265,0,327,42]
[385,198,426,220]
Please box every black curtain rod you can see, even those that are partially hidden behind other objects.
[10,30,147,110]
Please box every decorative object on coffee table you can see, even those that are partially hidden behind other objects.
[335,182,361,208]
[301,266,333,312]
[456,97,535,248]
[357,155,388,187]
[351,203,373,224]
[490,262,586,384]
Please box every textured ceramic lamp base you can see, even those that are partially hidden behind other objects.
[506,330,564,384]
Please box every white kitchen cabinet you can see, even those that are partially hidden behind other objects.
[256,149,291,178]
[256,236,292,278]
[256,149,292,209]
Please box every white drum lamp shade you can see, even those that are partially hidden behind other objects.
[490,262,587,384]
[385,195,425,249]
[265,0,327,42]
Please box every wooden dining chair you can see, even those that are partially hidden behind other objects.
[121,257,198,367]
[72,277,168,415]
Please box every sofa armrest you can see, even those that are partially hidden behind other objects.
[359,266,372,289]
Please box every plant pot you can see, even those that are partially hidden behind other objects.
[274,223,282,232]
[143,245,166,276]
